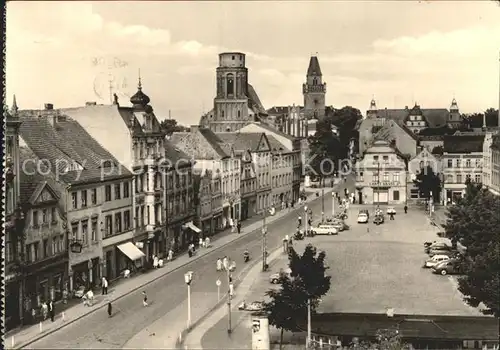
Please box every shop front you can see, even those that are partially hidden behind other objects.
[200,215,213,237]
[70,257,100,294]
[444,185,465,206]
[116,241,146,273]
[182,220,202,242]
[5,276,22,330]
[212,209,223,234]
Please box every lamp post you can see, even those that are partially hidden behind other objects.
[223,258,236,334]
[332,192,336,217]
[184,271,193,328]
[304,205,308,235]
[306,298,312,349]
[321,177,325,223]
[262,205,268,272]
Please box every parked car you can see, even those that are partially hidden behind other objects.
[359,209,370,218]
[386,207,396,215]
[357,213,369,223]
[374,215,384,225]
[311,224,339,235]
[423,255,450,268]
[424,242,451,254]
[432,259,463,275]
[326,218,349,231]
[428,248,459,257]
[238,301,264,311]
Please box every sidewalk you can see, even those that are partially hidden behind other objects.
[6,186,335,349]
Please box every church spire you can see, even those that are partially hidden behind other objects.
[11,94,18,115]
[307,56,322,76]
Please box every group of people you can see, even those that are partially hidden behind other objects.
[38,300,56,322]
[198,236,211,248]
[216,256,230,271]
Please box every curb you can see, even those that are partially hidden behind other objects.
[16,192,329,349]
[176,244,285,349]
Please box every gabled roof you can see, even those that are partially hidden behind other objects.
[443,135,485,153]
[164,139,191,164]
[246,121,299,141]
[267,135,291,152]
[247,84,267,115]
[19,115,132,185]
[215,132,269,153]
[170,127,230,160]
[307,56,322,76]
[373,108,450,129]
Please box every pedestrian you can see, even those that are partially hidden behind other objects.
[188,246,193,258]
[167,249,174,262]
[205,236,211,248]
[404,205,408,214]
[107,302,112,317]
[237,221,241,234]
[102,277,108,295]
[154,255,159,268]
[222,256,228,270]
[49,300,55,322]
[298,216,302,227]
[142,291,148,307]
[390,213,394,220]
[41,301,48,319]
[199,237,204,248]
[216,258,222,271]
[86,289,94,306]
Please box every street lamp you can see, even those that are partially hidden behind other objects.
[184,271,193,328]
[223,258,236,334]
[262,205,268,272]
[304,205,308,235]
[331,192,335,217]
[321,178,325,223]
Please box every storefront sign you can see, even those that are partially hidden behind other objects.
[70,241,83,253]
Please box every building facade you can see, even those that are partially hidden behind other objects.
[490,134,500,195]
[171,126,241,227]
[407,148,443,202]
[4,103,25,330]
[442,135,484,205]
[355,140,407,204]
[238,150,258,221]
[303,56,326,119]
[482,132,495,192]
[200,52,267,132]
[194,170,214,235]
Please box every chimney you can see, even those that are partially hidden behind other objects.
[45,103,54,110]
[86,101,97,106]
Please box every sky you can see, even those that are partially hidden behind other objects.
[6,1,500,126]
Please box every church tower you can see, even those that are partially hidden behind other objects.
[447,98,461,129]
[211,52,250,132]
[303,56,326,119]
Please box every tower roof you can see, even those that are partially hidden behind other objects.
[130,72,150,107]
[307,56,322,76]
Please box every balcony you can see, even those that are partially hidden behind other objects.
[370,181,401,187]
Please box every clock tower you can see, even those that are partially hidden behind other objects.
[302,56,326,119]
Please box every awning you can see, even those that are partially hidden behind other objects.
[117,242,146,261]
[184,221,201,233]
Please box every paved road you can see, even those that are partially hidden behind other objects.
[28,179,352,349]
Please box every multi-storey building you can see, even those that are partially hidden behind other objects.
[355,140,407,204]
[482,132,496,192]
[442,135,484,204]
[407,148,443,202]
[171,126,241,227]
[215,132,272,215]
[4,101,24,330]
[270,139,294,207]
[29,80,196,258]
[490,134,500,195]
[20,110,132,293]
[199,52,267,132]
[303,56,327,119]
[194,170,215,235]
[238,150,257,220]
[239,122,303,202]
[19,147,68,323]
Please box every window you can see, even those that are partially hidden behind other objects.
[410,189,419,199]
[114,183,121,200]
[475,174,482,183]
[237,110,241,118]
[81,220,88,245]
[43,239,49,257]
[475,159,481,168]
[456,159,461,167]
[71,222,79,240]
[59,234,64,252]
[91,218,98,242]
[32,210,39,227]
[26,244,32,262]
[71,192,78,209]
[373,155,379,161]
[105,215,113,237]
[42,209,48,224]
[51,207,57,223]
[419,161,424,169]
[227,74,234,95]
[33,242,40,261]
[447,159,453,168]
[373,173,379,182]
[123,182,130,198]
[466,174,471,181]
[383,172,389,182]
[446,174,453,183]
[115,212,122,233]
[105,185,112,201]
[52,236,58,254]
[91,188,97,205]
[393,190,400,201]
[81,190,87,207]
[465,159,471,168]
[456,174,462,183]
[383,155,389,162]
[124,210,131,230]
[393,173,400,183]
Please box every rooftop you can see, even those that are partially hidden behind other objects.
[443,135,485,153]
[307,56,322,76]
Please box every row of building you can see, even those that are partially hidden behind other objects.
[3,55,311,329]
[354,99,500,204]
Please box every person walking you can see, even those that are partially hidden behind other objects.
[205,236,211,248]
[107,302,113,317]
[216,258,222,271]
[102,277,108,295]
[49,300,55,322]
[199,237,204,248]
[404,205,408,214]
[142,291,148,307]
[167,248,174,262]
[237,221,241,234]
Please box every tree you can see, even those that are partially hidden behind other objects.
[326,106,362,159]
[159,119,189,136]
[264,244,331,349]
[347,328,410,350]
[462,108,499,128]
[308,119,342,179]
[444,180,500,317]
[412,166,442,202]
